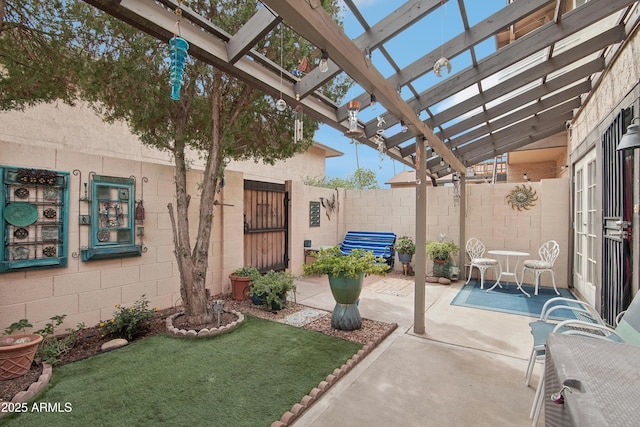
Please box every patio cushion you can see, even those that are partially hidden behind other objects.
[523,260,552,269]
[471,257,498,266]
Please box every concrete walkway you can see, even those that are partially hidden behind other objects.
[291,275,541,427]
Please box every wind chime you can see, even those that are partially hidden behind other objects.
[433,1,451,78]
[169,2,189,100]
[344,100,364,138]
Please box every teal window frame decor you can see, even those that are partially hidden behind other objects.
[80,175,141,261]
[0,166,69,273]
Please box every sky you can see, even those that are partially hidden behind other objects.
[313,0,507,187]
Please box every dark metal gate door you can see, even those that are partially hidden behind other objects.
[602,107,634,325]
[243,180,288,272]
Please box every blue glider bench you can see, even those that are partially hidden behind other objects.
[340,231,396,268]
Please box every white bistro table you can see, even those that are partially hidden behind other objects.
[487,250,530,296]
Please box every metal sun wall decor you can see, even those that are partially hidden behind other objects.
[506,184,538,211]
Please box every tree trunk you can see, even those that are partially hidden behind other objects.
[168,75,228,325]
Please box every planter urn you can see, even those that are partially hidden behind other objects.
[0,333,43,380]
[328,273,364,331]
[229,275,252,301]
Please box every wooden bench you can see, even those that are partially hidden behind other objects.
[340,231,396,268]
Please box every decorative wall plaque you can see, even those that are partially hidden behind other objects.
[506,184,538,211]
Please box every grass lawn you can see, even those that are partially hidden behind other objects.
[2,316,362,426]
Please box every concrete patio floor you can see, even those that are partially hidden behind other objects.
[292,274,543,427]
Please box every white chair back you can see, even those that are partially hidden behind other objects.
[466,238,486,260]
[539,240,560,265]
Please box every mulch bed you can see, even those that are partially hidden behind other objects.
[1,294,396,403]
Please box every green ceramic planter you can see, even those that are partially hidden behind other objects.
[328,273,364,330]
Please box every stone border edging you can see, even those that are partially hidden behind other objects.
[165,310,245,337]
[0,363,53,419]
[270,322,399,427]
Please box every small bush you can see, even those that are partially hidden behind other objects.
[100,295,156,341]
[36,315,85,365]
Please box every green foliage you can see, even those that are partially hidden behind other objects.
[35,315,85,365]
[249,271,295,310]
[302,246,389,278]
[425,240,459,261]
[303,168,380,190]
[99,296,156,341]
[2,319,32,336]
[395,236,416,255]
[232,266,260,280]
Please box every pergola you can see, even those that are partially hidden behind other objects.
[84,0,637,333]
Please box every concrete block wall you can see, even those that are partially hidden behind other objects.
[334,180,570,281]
[0,140,241,332]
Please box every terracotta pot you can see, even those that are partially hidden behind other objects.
[0,333,43,380]
[229,275,252,301]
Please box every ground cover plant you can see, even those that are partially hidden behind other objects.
[1,316,362,426]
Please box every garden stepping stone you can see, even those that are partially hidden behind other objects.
[101,338,128,351]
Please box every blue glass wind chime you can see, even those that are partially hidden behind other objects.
[169,3,189,100]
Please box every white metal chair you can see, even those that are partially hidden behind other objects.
[521,240,560,296]
[465,238,500,289]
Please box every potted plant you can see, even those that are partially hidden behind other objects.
[425,239,459,278]
[248,270,295,311]
[229,266,260,301]
[395,236,416,263]
[302,246,389,331]
[0,319,43,380]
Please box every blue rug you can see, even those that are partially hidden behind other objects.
[451,280,579,319]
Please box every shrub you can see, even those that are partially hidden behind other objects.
[232,266,260,280]
[302,246,389,278]
[249,270,295,310]
[100,295,156,340]
[36,315,85,365]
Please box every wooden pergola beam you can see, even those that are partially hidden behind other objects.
[261,0,465,173]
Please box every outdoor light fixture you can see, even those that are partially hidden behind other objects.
[523,172,528,180]
[318,50,329,73]
[447,165,451,173]
[439,159,445,166]
[616,118,640,150]
[400,120,408,133]
[370,94,377,106]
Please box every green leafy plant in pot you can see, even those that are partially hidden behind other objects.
[229,266,260,301]
[425,240,459,278]
[395,236,416,263]
[302,246,389,331]
[0,319,43,380]
[248,270,295,311]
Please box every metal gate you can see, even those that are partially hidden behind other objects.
[243,180,288,272]
[601,107,634,325]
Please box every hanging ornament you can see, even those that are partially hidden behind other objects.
[275,99,287,111]
[434,1,451,78]
[169,36,189,100]
[344,100,364,137]
[169,4,188,101]
[433,57,451,78]
[292,56,308,78]
[294,105,304,143]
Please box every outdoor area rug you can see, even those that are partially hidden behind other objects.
[451,280,579,319]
